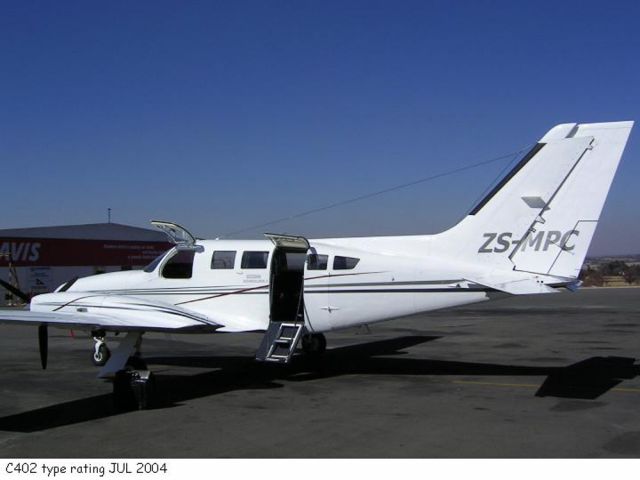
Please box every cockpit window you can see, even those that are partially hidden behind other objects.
[307,254,328,270]
[333,256,360,270]
[143,252,166,273]
[162,250,195,279]
[241,251,269,269]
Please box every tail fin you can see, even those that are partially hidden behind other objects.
[438,121,633,279]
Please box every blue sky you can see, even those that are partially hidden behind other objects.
[1,0,638,255]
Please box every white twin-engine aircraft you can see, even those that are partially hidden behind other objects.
[0,121,634,409]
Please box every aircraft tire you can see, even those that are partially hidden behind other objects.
[92,344,111,367]
[126,355,148,370]
[113,371,137,411]
[302,333,327,355]
[113,370,156,411]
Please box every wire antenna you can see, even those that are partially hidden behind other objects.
[222,145,532,238]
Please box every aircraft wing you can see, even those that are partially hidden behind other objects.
[0,293,222,333]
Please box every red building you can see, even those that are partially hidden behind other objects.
[0,223,170,304]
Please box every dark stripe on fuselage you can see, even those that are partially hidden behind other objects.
[304,288,493,294]
[89,279,467,296]
[81,278,487,307]
[84,271,389,296]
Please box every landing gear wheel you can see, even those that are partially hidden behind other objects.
[113,369,156,411]
[302,333,327,356]
[126,355,148,370]
[92,343,111,367]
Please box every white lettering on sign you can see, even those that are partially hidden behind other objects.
[0,242,41,262]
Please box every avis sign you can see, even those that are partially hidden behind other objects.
[478,230,580,253]
[0,242,41,262]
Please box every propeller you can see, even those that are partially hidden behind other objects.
[0,278,46,368]
[0,279,31,303]
[38,325,48,369]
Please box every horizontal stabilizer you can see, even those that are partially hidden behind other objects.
[466,275,560,295]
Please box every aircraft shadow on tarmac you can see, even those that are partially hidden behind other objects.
[0,335,638,432]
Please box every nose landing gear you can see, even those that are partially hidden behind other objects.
[91,332,111,367]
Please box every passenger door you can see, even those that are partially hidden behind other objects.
[265,234,309,324]
[303,251,330,332]
[325,255,361,329]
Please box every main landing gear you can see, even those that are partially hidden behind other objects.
[94,332,155,411]
[113,362,155,411]
[301,333,327,356]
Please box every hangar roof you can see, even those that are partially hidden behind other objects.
[0,223,167,242]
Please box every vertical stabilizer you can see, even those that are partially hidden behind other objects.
[434,121,633,279]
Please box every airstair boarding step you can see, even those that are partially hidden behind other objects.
[255,321,305,363]
[279,325,299,340]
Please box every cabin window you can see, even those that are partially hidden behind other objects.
[162,250,195,279]
[211,251,236,269]
[241,251,269,269]
[333,256,360,270]
[307,254,328,270]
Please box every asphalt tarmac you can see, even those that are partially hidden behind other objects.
[0,288,639,458]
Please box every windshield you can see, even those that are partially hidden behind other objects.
[143,251,169,273]
[161,250,196,279]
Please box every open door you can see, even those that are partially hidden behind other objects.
[151,220,202,251]
[265,234,309,324]
[256,234,310,363]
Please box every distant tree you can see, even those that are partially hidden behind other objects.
[622,265,639,285]
[599,260,628,276]
[581,266,604,287]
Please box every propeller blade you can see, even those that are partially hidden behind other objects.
[38,324,48,370]
[0,279,30,303]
